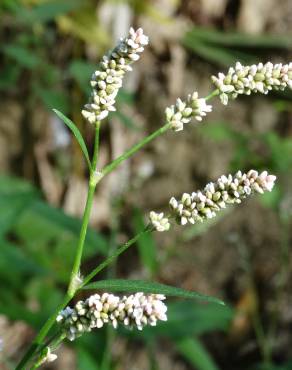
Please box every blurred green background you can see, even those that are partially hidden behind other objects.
[0,0,292,369]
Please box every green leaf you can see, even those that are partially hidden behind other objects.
[36,87,70,114]
[16,0,84,24]
[69,60,96,94]
[122,301,233,340]
[82,279,225,305]
[133,208,158,275]
[77,348,98,370]
[183,38,254,67]
[53,109,91,169]
[0,179,37,236]
[0,64,21,90]
[198,121,239,141]
[2,45,41,69]
[0,239,47,280]
[176,337,220,370]
[185,27,292,49]
[255,363,292,370]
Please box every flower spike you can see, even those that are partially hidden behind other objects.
[57,293,167,341]
[212,62,292,105]
[82,28,149,125]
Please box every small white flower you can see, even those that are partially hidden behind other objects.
[165,92,212,131]
[40,348,57,365]
[149,211,170,232]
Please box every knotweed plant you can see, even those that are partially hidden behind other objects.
[15,27,290,369]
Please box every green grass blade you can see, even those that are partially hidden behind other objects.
[53,109,91,169]
[176,337,220,370]
[185,27,292,49]
[183,38,254,67]
[82,279,225,305]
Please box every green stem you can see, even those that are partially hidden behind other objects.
[80,226,152,288]
[205,89,219,101]
[30,333,66,370]
[16,123,101,370]
[101,123,171,177]
[68,122,100,296]
[67,180,96,296]
[15,294,71,370]
[100,89,218,178]
[17,88,218,369]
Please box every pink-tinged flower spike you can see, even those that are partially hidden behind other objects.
[56,293,167,341]
[165,92,212,132]
[212,62,292,105]
[169,170,276,226]
[82,28,149,125]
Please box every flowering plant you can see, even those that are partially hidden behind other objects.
[15,27,290,369]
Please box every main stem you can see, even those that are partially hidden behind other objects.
[81,226,152,288]
[16,123,101,370]
[16,88,219,369]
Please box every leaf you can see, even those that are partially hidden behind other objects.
[0,175,107,282]
[69,60,96,94]
[77,348,99,370]
[122,301,233,340]
[185,27,292,49]
[53,109,91,169]
[16,0,84,24]
[0,179,37,236]
[2,45,41,69]
[0,239,47,280]
[198,121,239,141]
[82,279,225,305]
[183,38,254,67]
[36,87,70,114]
[0,64,21,90]
[175,337,220,370]
[133,208,158,275]
[57,7,110,47]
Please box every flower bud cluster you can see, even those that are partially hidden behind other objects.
[212,62,292,105]
[56,292,167,341]
[169,170,276,226]
[149,211,170,232]
[165,92,212,132]
[82,28,148,124]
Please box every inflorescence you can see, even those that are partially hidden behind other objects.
[212,62,292,105]
[57,293,167,341]
[150,170,276,231]
[165,92,212,132]
[82,28,148,125]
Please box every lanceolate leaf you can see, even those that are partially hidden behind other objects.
[175,337,220,370]
[53,109,91,169]
[82,279,225,305]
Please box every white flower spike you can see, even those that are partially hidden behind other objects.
[212,62,292,105]
[169,170,276,226]
[57,293,167,341]
[82,28,149,125]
